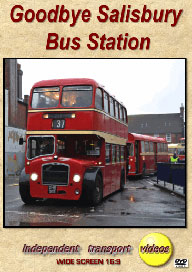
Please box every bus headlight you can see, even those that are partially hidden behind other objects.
[73,174,81,182]
[30,173,38,181]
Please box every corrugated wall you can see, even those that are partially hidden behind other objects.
[5,126,26,176]
[5,89,26,176]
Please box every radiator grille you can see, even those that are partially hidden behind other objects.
[42,164,69,185]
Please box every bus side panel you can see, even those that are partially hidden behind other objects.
[104,114,111,134]
[103,164,112,197]
[148,153,155,173]
[112,164,122,192]
[128,156,136,175]
[93,111,105,133]
[115,164,126,191]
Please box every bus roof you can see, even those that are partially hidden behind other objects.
[32,78,100,89]
[128,133,167,143]
[168,143,184,149]
[30,78,125,107]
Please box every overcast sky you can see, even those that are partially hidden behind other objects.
[18,59,185,115]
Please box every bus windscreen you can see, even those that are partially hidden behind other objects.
[61,85,93,107]
[31,87,60,108]
[27,136,54,159]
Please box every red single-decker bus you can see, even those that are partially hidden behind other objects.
[127,133,169,176]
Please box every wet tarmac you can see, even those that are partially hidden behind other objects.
[4,176,186,227]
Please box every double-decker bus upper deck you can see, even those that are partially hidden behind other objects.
[27,78,128,145]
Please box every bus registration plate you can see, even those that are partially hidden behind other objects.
[52,119,65,129]
[48,185,57,194]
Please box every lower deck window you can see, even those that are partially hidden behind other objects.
[57,135,101,158]
[105,144,110,163]
[121,146,125,161]
[112,145,116,163]
[116,146,120,162]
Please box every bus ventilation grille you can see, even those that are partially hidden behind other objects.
[42,164,69,185]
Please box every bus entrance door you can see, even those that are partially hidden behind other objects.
[135,141,139,174]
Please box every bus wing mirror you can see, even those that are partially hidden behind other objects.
[19,138,24,145]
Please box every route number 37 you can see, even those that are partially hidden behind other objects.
[52,119,65,129]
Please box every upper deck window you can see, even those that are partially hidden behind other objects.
[123,108,127,123]
[119,105,123,121]
[62,85,93,107]
[109,97,115,117]
[31,87,60,109]
[104,92,109,113]
[95,88,103,110]
[115,101,119,119]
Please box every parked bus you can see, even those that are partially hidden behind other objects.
[127,133,169,176]
[19,78,128,205]
[168,143,185,161]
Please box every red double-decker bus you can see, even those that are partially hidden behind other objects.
[19,78,128,205]
[127,133,169,176]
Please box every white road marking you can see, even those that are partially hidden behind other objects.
[85,214,185,221]
[5,211,80,218]
[147,181,154,185]
[5,210,184,221]
[6,198,21,203]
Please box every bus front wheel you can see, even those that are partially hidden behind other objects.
[19,181,37,204]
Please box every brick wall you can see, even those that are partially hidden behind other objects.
[17,102,28,129]
[5,59,10,90]
[5,59,28,129]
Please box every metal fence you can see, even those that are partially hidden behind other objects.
[157,162,186,195]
